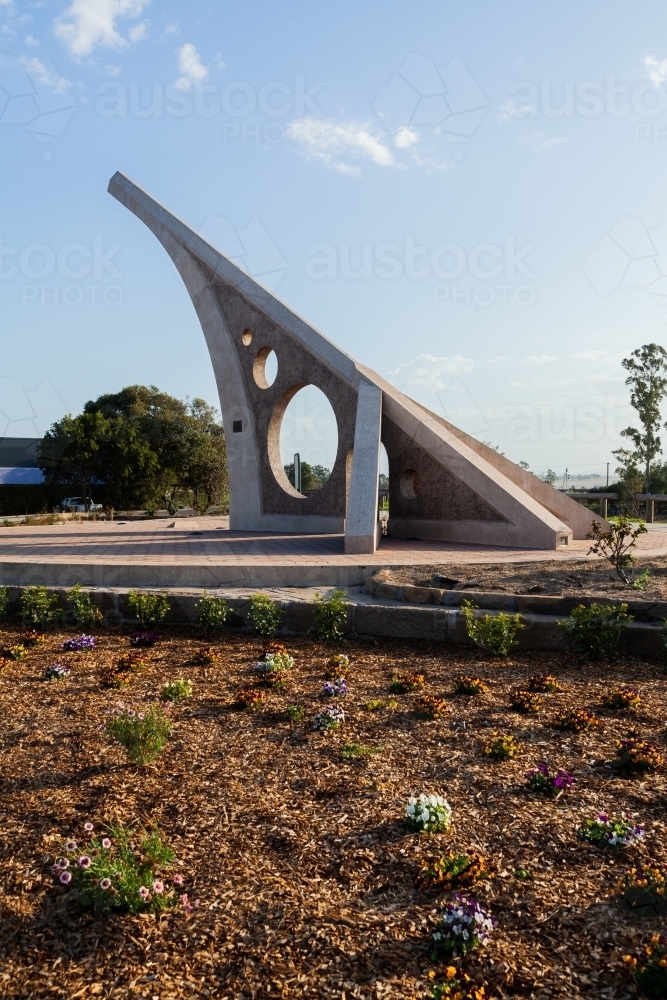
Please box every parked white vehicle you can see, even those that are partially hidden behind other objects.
[57,497,103,513]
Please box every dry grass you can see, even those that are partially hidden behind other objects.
[1,623,666,998]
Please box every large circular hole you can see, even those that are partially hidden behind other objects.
[268,384,339,497]
[242,328,252,346]
[253,347,278,388]
[399,468,421,499]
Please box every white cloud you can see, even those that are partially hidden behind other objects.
[286,117,396,175]
[645,54,667,87]
[127,19,148,42]
[394,125,418,149]
[18,54,72,94]
[213,51,226,69]
[526,131,566,152]
[25,34,39,46]
[520,355,558,365]
[164,20,179,36]
[497,97,533,123]
[53,0,151,60]
[174,41,208,92]
[485,356,512,364]
[390,353,475,392]
[105,63,120,75]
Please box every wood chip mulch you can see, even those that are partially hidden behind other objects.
[1,624,666,999]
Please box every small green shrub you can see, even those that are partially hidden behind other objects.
[558,602,633,659]
[311,589,349,642]
[247,594,283,637]
[483,732,521,761]
[128,591,170,628]
[21,586,59,628]
[195,593,229,636]
[341,742,381,760]
[67,583,102,627]
[0,586,8,618]
[162,679,192,701]
[106,704,171,765]
[282,702,305,723]
[461,600,524,657]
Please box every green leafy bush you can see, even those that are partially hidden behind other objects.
[0,586,8,618]
[311,589,349,642]
[162,679,192,701]
[461,600,524,656]
[105,704,171,764]
[282,702,305,723]
[558,602,633,659]
[247,594,283,637]
[195,593,229,636]
[67,583,102,627]
[128,591,170,628]
[21,586,59,628]
[51,821,179,914]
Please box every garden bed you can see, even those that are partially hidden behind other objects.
[1,624,666,998]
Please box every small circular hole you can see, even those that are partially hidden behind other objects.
[242,329,253,346]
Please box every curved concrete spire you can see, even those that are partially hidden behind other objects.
[109,171,606,552]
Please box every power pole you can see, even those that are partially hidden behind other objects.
[294,453,301,493]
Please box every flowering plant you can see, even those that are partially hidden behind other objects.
[431,894,495,958]
[483,732,520,761]
[510,689,542,713]
[526,762,573,797]
[414,695,449,719]
[428,966,488,1000]
[624,935,667,995]
[453,675,488,696]
[63,634,95,652]
[621,863,667,912]
[51,821,193,915]
[322,678,347,698]
[578,812,645,848]
[253,651,294,677]
[192,646,218,665]
[130,630,160,647]
[405,793,452,833]
[100,664,132,689]
[528,674,562,693]
[162,679,192,701]
[553,708,600,732]
[260,641,289,659]
[236,686,265,710]
[604,686,641,711]
[105,704,171,765]
[390,671,424,693]
[614,738,663,773]
[325,653,350,679]
[20,630,45,647]
[3,643,27,660]
[417,852,490,891]
[41,662,70,681]
[363,698,399,711]
[312,705,344,731]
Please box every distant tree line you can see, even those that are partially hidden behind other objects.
[38,385,228,514]
[283,461,331,491]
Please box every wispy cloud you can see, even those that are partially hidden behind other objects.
[286,117,396,176]
[526,131,566,152]
[390,353,475,392]
[164,20,179,36]
[497,97,533,123]
[54,0,151,60]
[521,355,558,365]
[18,54,72,94]
[394,125,418,149]
[25,34,39,46]
[645,54,667,87]
[174,42,208,92]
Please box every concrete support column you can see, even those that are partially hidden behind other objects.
[345,379,382,554]
[600,498,608,520]
[646,498,655,523]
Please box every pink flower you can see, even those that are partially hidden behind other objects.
[78,856,92,869]
[83,822,94,832]
[99,878,111,890]
[55,858,69,869]
[59,870,72,884]
[101,838,111,849]
[65,840,77,852]
[172,874,184,886]
[152,879,164,894]
[138,886,150,900]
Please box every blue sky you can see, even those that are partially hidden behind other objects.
[2,1,667,481]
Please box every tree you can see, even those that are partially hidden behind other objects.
[542,469,558,486]
[283,461,330,491]
[38,385,228,512]
[616,343,667,494]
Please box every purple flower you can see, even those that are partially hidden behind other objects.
[99,878,111,890]
[59,870,72,884]
[63,634,96,652]
[65,840,77,852]
[83,822,94,832]
[172,874,184,886]
[597,813,609,823]
[78,855,92,869]
[130,631,160,647]
[152,879,164,894]
[322,678,347,697]
[138,886,150,900]
[101,838,111,850]
[54,858,69,869]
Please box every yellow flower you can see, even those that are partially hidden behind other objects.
[446,967,457,980]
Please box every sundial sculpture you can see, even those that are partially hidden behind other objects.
[109,172,605,554]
